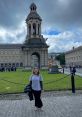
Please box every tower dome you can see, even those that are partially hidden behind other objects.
[25,3,42,39]
[26,3,42,22]
[30,3,37,11]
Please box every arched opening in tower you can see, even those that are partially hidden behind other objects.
[29,24,31,36]
[31,52,40,68]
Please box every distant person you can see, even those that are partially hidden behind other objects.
[62,66,64,74]
[29,67,43,110]
[70,66,72,73]
[15,67,16,71]
[72,66,76,75]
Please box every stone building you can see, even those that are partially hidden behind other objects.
[65,46,82,67]
[0,3,49,69]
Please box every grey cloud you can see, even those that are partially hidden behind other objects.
[0,0,82,52]
[0,0,31,29]
[37,0,82,29]
[0,0,82,30]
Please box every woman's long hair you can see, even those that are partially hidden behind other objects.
[32,67,40,75]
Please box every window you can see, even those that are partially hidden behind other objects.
[12,63,15,67]
[20,63,23,67]
[16,63,19,67]
[1,63,4,67]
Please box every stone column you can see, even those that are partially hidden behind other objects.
[39,24,41,35]
[45,50,48,67]
[27,51,28,66]
[27,24,29,35]
[36,23,38,35]
[27,51,31,67]
[40,50,45,67]
[24,51,28,67]
[31,23,33,36]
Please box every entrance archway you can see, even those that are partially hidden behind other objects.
[31,52,40,68]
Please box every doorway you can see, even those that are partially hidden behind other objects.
[31,52,40,68]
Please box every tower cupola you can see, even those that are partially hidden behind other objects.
[26,3,42,39]
[30,3,37,12]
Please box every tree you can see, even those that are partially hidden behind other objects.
[55,53,65,65]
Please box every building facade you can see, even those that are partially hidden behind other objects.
[0,3,49,69]
[65,46,82,67]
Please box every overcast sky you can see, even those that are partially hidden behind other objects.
[0,0,82,52]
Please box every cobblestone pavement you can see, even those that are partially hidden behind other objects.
[0,91,82,117]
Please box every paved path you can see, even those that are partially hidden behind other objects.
[0,92,82,117]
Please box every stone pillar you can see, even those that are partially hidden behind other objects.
[31,23,33,36]
[39,24,41,35]
[40,50,45,67]
[36,23,38,35]
[24,51,28,67]
[40,49,48,69]
[27,24,29,35]
[45,50,48,67]
[27,51,31,67]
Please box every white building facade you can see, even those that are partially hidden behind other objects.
[65,46,82,67]
[0,44,24,67]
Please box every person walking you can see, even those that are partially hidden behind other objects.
[29,67,43,110]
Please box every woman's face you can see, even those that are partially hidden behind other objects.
[34,68,39,75]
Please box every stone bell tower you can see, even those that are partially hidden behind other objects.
[26,3,42,39]
[22,3,49,69]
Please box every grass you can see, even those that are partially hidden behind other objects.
[0,69,82,94]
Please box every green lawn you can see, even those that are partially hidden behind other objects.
[0,69,82,94]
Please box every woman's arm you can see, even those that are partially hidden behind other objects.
[29,75,33,86]
[40,81,43,90]
[30,81,32,86]
[40,75,43,90]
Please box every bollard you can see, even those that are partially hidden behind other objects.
[71,73,75,93]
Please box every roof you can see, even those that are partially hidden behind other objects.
[0,38,49,49]
[0,44,23,49]
[30,3,37,10]
[65,46,82,54]
[26,12,42,21]
[23,38,49,48]
[26,3,42,21]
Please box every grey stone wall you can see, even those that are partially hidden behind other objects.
[65,47,82,66]
[0,48,24,67]
[23,48,48,69]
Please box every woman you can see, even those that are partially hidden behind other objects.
[29,67,43,110]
